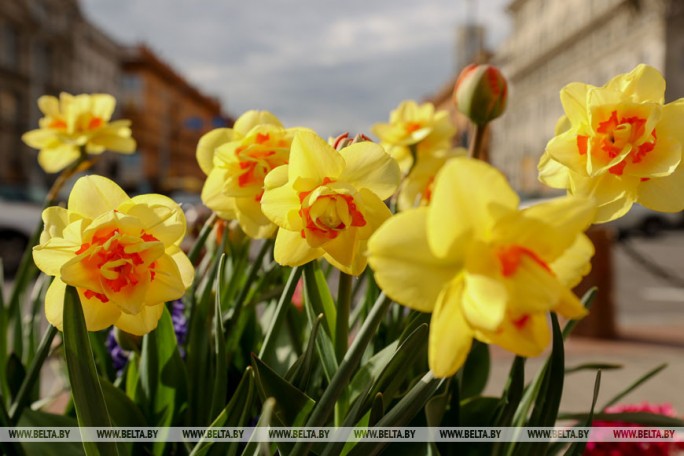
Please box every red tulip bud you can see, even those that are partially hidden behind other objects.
[453,64,508,126]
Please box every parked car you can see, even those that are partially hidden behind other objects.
[607,203,682,238]
[0,199,43,278]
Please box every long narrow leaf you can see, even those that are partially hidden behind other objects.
[63,286,118,456]
[600,363,667,410]
[210,254,228,422]
[563,370,602,456]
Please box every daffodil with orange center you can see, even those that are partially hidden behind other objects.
[260,130,400,275]
[33,176,194,335]
[367,157,595,378]
[22,93,136,173]
[372,100,457,174]
[198,110,308,238]
[538,64,684,222]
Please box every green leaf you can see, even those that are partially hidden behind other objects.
[18,410,82,456]
[303,262,336,339]
[190,367,255,456]
[63,286,118,456]
[558,411,684,426]
[369,393,384,426]
[495,356,524,427]
[241,397,276,456]
[346,372,443,456]
[100,379,147,427]
[290,294,393,456]
[6,353,26,403]
[210,254,228,422]
[302,284,338,382]
[188,213,217,264]
[521,313,565,456]
[461,340,490,399]
[565,363,622,374]
[600,363,667,410]
[425,378,453,427]
[459,396,500,427]
[251,355,315,426]
[563,370,601,456]
[139,308,188,455]
[285,313,323,392]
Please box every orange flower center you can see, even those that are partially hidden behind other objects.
[577,110,657,176]
[48,116,104,132]
[75,228,159,303]
[298,178,366,241]
[235,133,289,189]
[404,122,423,134]
[496,245,551,277]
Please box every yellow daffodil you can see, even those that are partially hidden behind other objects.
[198,110,306,238]
[397,147,466,210]
[538,64,684,222]
[372,100,457,173]
[261,130,400,275]
[33,175,194,335]
[367,157,595,378]
[22,93,136,173]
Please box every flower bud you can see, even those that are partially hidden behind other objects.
[453,64,508,125]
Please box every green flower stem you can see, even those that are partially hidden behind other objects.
[290,293,392,456]
[187,213,217,265]
[335,272,353,362]
[468,123,489,161]
[258,266,303,359]
[8,325,58,425]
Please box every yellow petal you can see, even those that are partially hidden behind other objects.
[89,133,136,154]
[39,207,70,243]
[33,238,79,277]
[520,196,596,260]
[274,228,322,267]
[559,82,590,127]
[22,129,59,149]
[338,142,401,200]
[144,253,188,305]
[196,128,236,175]
[322,228,364,275]
[569,172,637,223]
[90,94,116,121]
[427,157,518,258]
[545,130,586,175]
[538,153,571,190]
[37,144,81,173]
[168,245,194,289]
[77,286,122,332]
[288,131,344,185]
[38,95,60,117]
[657,100,684,146]
[367,208,461,313]
[201,168,238,219]
[68,175,129,220]
[45,278,67,330]
[461,244,507,331]
[624,136,681,178]
[637,163,684,212]
[429,278,473,378]
[260,169,302,231]
[476,312,550,358]
[114,303,165,336]
[233,110,283,135]
[605,64,665,104]
[125,194,187,246]
[550,233,594,289]
[354,188,392,240]
[234,196,277,239]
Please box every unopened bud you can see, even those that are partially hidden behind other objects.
[331,132,372,150]
[453,64,508,125]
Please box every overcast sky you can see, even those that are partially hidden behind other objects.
[80,0,511,137]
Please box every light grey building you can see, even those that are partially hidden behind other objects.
[491,0,684,196]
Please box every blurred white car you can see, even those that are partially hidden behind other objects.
[0,199,42,277]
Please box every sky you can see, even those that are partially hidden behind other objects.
[80,0,511,138]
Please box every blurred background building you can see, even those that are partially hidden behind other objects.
[0,0,230,201]
[490,0,684,196]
